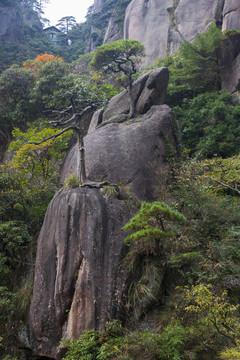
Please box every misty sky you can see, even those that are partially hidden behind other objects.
[43,0,94,27]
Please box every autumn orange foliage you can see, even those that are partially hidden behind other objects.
[23,53,64,71]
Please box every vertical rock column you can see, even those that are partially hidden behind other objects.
[29,188,130,359]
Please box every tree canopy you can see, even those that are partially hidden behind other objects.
[90,39,145,117]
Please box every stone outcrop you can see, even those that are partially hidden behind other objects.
[0,5,24,44]
[60,67,176,201]
[123,0,240,65]
[222,52,240,94]
[29,188,130,359]
[93,0,105,13]
[21,2,42,33]
[104,16,122,44]
[86,105,177,200]
[101,67,169,123]
[222,0,240,30]
[60,104,177,201]
[221,32,240,94]
[0,3,42,45]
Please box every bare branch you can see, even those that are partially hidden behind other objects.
[29,126,78,145]
[204,176,240,195]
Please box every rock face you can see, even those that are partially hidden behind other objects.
[29,188,130,359]
[123,0,240,65]
[21,3,42,33]
[0,3,42,45]
[221,32,240,94]
[94,0,105,13]
[222,0,240,30]
[60,67,176,201]
[29,54,179,358]
[0,5,24,44]
[101,67,169,123]
[104,16,122,43]
[87,105,177,200]
[61,104,177,201]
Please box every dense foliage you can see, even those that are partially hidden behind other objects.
[0,49,118,357]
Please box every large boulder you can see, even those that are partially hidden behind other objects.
[60,105,178,201]
[101,67,169,123]
[102,72,149,123]
[29,188,130,359]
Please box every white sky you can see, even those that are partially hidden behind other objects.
[43,0,94,27]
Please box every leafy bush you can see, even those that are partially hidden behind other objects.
[157,321,188,360]
[174,91,240,159]
[0,221,31,286]
[184,284,240,346]
[62,330,100,360]
[219,344,240,360]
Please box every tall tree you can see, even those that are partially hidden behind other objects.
[90,39,145,118]
[56,16,77,34]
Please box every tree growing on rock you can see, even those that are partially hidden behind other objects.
[28,77,111,185]
[90,39,145,118]
[30,97,98,184]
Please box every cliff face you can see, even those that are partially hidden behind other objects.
[93,0,105,13]
[123,0,240,65]
[0,5,24,44]
[0,2,42,45]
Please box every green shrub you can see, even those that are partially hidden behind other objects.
[64,175,80,188]
[101,185,120,198]
[219,344,240,359]
[62,330,100,360]
[157,321,188,360]
[174,91,240,159]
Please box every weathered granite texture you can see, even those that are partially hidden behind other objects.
[29,188,130,359]
[60,105,177,201]
[123,0,240,65]
[60,67,176,200]
[104,16,122,43]
[101,67,169,123]
[222,0,240,30]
